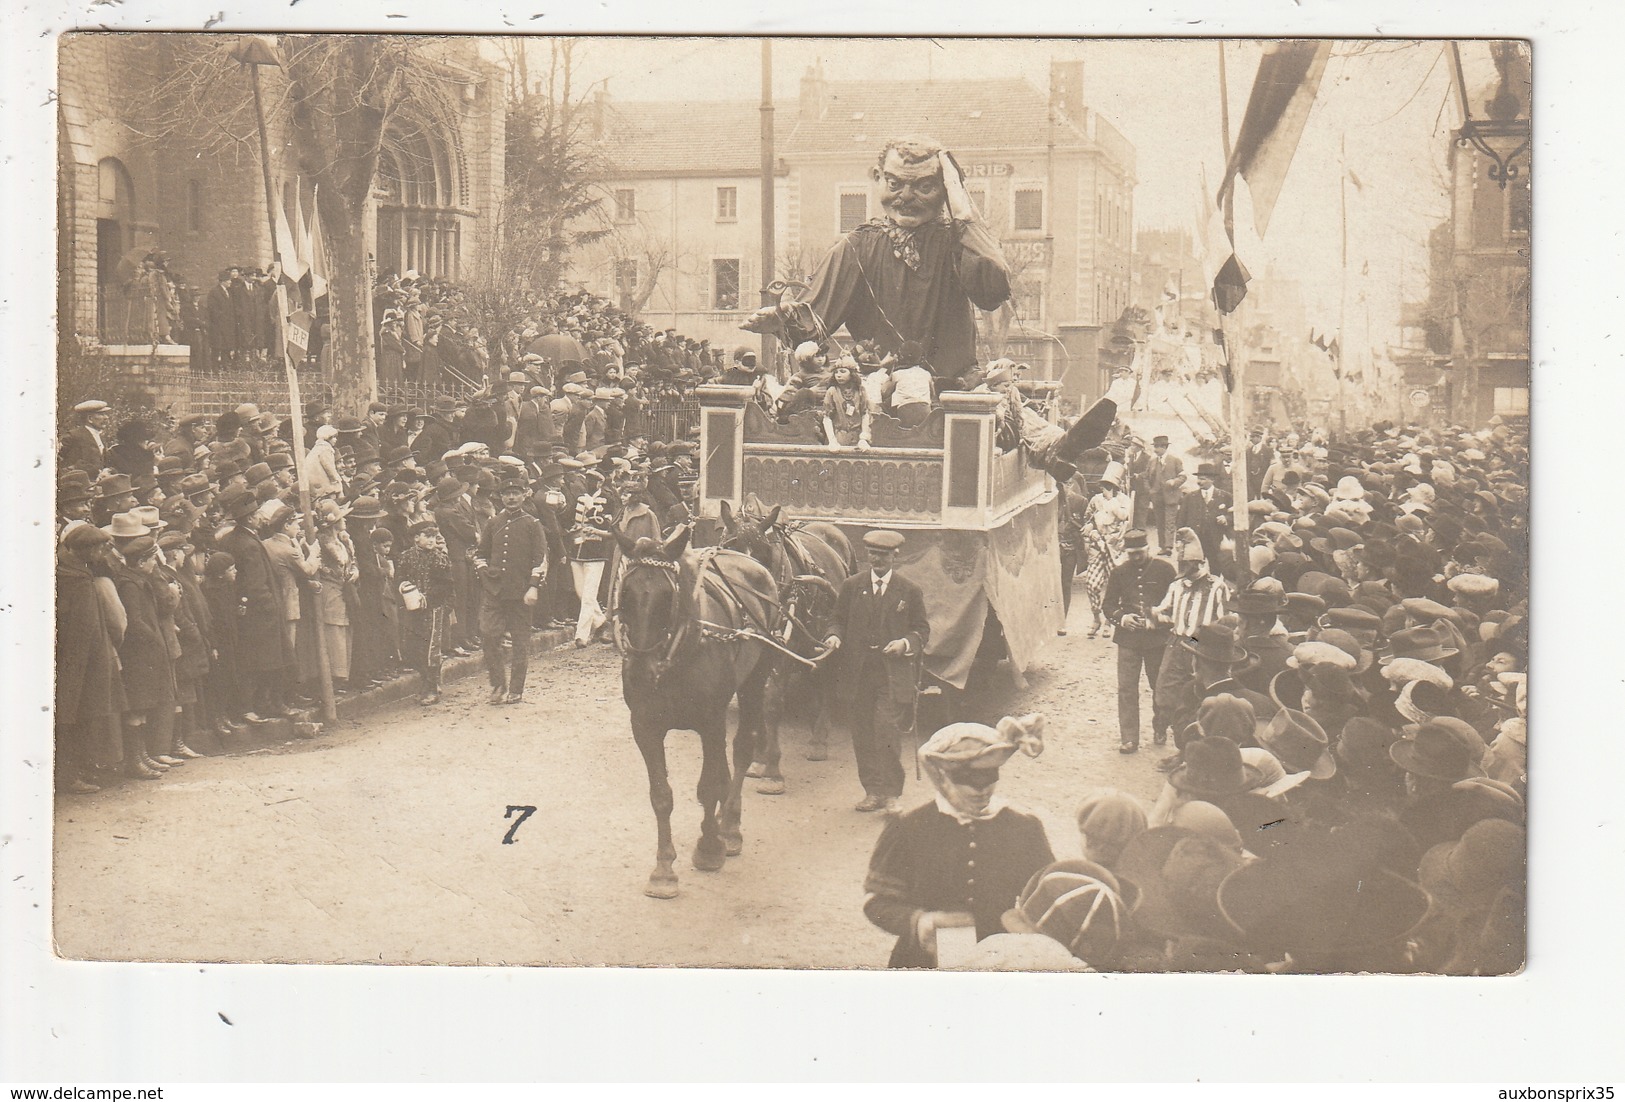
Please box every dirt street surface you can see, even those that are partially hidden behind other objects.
[54,600,1167,969]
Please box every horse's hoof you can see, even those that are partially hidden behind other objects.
[645,878,679,900]
[692,842,727,872]
[754,777,787,796]
[804,746,828,762]
[722,834,744,857]
[745,761,767,779]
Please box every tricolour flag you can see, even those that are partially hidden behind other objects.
[1211,41,1333,316]
[274,189,306,282]
[309,187,329,300]
[1219,41,1333,239]
[292,181,313,284]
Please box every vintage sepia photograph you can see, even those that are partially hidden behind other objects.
[49,33,1529,974]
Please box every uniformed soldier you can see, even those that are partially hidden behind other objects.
[1101,529,1176,754]
[473,477,547,704]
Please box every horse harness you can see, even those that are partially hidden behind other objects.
[618,548,822,676]
[732,521,842,657]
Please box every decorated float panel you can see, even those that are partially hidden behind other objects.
[694,384,1064,689]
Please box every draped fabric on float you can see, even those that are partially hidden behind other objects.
[822,501,1062,691]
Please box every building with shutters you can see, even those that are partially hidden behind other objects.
[572,62,1137,404]
[568,95,790,361]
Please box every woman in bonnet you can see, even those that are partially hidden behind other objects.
[862,714,1054,967]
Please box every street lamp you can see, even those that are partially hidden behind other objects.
[231,33,338,723]
[1449,42,1531,189]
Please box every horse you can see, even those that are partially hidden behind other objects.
[615,526,782,899]
[716,499,856,794]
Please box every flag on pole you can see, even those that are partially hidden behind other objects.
[1194,162,1252,317]
[1218,41,1334,240]
[308,187,330,300]
[1212,254,1251,318]
[273,187,305,281]
[292,181,313,283]
[274,188,306,282]
[1210,41,1332,316]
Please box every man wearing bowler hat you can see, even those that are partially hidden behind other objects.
[412,395,461,468]
[824,530,931,813]
[1179,461,1232,571]
[1147,435,1184,552]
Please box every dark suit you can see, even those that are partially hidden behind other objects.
[433,493,483,649]
[411,416,459,467]
[1148,452,1184,547]
[1245,444,1272,501]
[1178,487,1232,569]
[58,425,105,475]
[828,570,930,800]
[205,283,239,367]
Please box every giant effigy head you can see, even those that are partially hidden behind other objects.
[872,136,951,228]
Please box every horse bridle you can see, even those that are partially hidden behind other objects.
[721,520,830,650]
[616,556,683,661]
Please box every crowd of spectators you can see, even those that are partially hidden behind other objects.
[55,383,707,793]
[964,413,1530,973]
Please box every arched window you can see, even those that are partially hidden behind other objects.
[374,121,462,281]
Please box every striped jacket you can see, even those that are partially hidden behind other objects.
[1154,571,1230,639]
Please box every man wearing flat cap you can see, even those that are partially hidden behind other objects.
[61,399,112,475]
[824,529,931,813]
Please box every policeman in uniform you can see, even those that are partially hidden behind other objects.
[824,530,931,813]
[1101,528,1176,754]
[474,477,548,704]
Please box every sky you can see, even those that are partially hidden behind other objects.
[527,37,1510,359]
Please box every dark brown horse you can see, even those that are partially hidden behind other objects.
[616,526,781,899]
[716,499,856,794]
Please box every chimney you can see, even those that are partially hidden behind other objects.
[591,87,610,140]
[1049,60,1084,123]
[800,62,826,125]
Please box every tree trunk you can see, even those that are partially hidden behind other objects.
[321,188,376,414]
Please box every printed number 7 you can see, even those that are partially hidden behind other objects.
[502,805,537,844]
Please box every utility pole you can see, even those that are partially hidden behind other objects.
[1338,133,1350,436]
[759,39,778,377]
[1218,42,1252,581]
[240,41,336,724]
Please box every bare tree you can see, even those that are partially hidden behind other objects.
[501,39,612,293]
[459,39,616,369]
[612,240,672,316]
[140,34,473,413]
